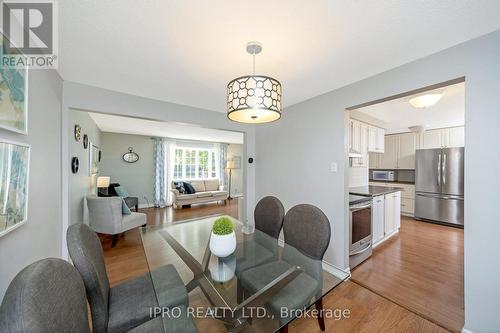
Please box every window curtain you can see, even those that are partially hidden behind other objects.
[165,139,175,206]
[217,143,228,190]
[153,138,166,207]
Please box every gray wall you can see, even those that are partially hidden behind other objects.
[0,70,62,298]
[68,111,101,224]
[99,132,154,207]
[227,144,244,196]
[255,30,500,332]
[61,82,256,259]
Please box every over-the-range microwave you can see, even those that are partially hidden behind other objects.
[373,170,396,181]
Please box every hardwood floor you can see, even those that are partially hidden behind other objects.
[351,216,464,332]
[100,203,452,332]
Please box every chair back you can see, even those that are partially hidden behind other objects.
[86,195,123,234]
[283,204,331,260]
[67,223,110,333]
[0,258,90,333]
[254,196,285,239]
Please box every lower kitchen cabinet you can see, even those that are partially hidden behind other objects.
[372,191,401,247]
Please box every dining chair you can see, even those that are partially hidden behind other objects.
[240,204,331,332]
[66,223,197,333]
[234,196,285,277]
[0,258,90,333]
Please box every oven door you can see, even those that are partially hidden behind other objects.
[349,202,372,254]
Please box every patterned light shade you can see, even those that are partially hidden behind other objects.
[227,75,282,124]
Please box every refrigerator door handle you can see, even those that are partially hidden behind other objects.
[442,153,446,187]
[437,153,441,186]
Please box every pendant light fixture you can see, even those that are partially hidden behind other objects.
[227,42,282,124]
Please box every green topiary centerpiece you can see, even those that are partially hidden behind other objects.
[212,216,233,235]
[210,216,236,257]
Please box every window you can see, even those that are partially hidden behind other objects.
[173,147,218,180]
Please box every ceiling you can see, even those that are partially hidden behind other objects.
[351,82,464,134]
[59,1,500,113]
[87,112,244,144]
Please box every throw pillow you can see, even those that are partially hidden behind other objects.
[183,182,196,194]
[122,198,131,215]
[174,181,186,194]
[114,186,129,198]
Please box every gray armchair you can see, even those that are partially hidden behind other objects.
[86,195,146,247]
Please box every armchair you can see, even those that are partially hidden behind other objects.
[86,195,146,247]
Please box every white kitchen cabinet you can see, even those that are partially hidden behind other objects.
[421,126,465,149]
[401,197,414,215]
[372,195,385,244]
[368,126,385,153]
[379,135,397,169]
[422,129,443,149]
[446,126,465,147]
[384,191,401,235]
[398,133,417,169]
[369,152,380,168]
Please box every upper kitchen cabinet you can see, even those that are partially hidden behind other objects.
[375,132,417,169]
[379,135,397,169]
[398,132,417,169]
[349,119,384,167]
[421,129,443,149]
[446,126,465,147]
[368,126,385,153]
[420,126,464,149]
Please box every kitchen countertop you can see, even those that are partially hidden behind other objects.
[349,185,403,197]
[369,179,415,185]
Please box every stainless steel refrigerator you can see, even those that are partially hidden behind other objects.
[415,147,464,227]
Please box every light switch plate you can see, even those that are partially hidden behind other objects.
[330,162,338,172]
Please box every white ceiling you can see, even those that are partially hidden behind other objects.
[87,112,244,144]
[59,1,500,113]
[352,82,465,134]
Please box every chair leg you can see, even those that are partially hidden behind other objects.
[111,234,119,247]
[135,205,139,211]
[280,325,288,333]
[316,298,325,331]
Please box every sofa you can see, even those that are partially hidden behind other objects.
[170,179,228,208]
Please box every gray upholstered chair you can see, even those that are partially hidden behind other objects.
[86,195,146,247]
[234,196,285,276]
[66,223,197,333]
[240,204,331,333]
[0,258,91,333]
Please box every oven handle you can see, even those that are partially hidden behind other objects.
[350,242,372,256]
[350,202,372,212]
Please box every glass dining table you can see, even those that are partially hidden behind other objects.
[140,215,350,333]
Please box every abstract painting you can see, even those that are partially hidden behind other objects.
[0,35,28,134]
[0,139,30,237]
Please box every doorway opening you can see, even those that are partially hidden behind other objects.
[346,78,465,332]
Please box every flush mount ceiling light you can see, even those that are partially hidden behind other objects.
[409,93,442,108]
[227,42,282,124]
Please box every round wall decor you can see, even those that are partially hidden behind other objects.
[83,134,88,149]
[71,157,79,173]
[74,124,81,141]
[122,147,139,163]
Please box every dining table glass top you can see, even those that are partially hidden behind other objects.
[140,215,350,333]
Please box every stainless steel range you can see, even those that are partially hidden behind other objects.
[349,195,372,269]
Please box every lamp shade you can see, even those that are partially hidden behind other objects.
[96,176,110,188]
[227,75,282,124]
[226,160,236,169]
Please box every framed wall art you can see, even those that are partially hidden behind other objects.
[0,139,30,237]
[0,34,28,135]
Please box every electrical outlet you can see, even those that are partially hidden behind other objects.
[330,162,338,173]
